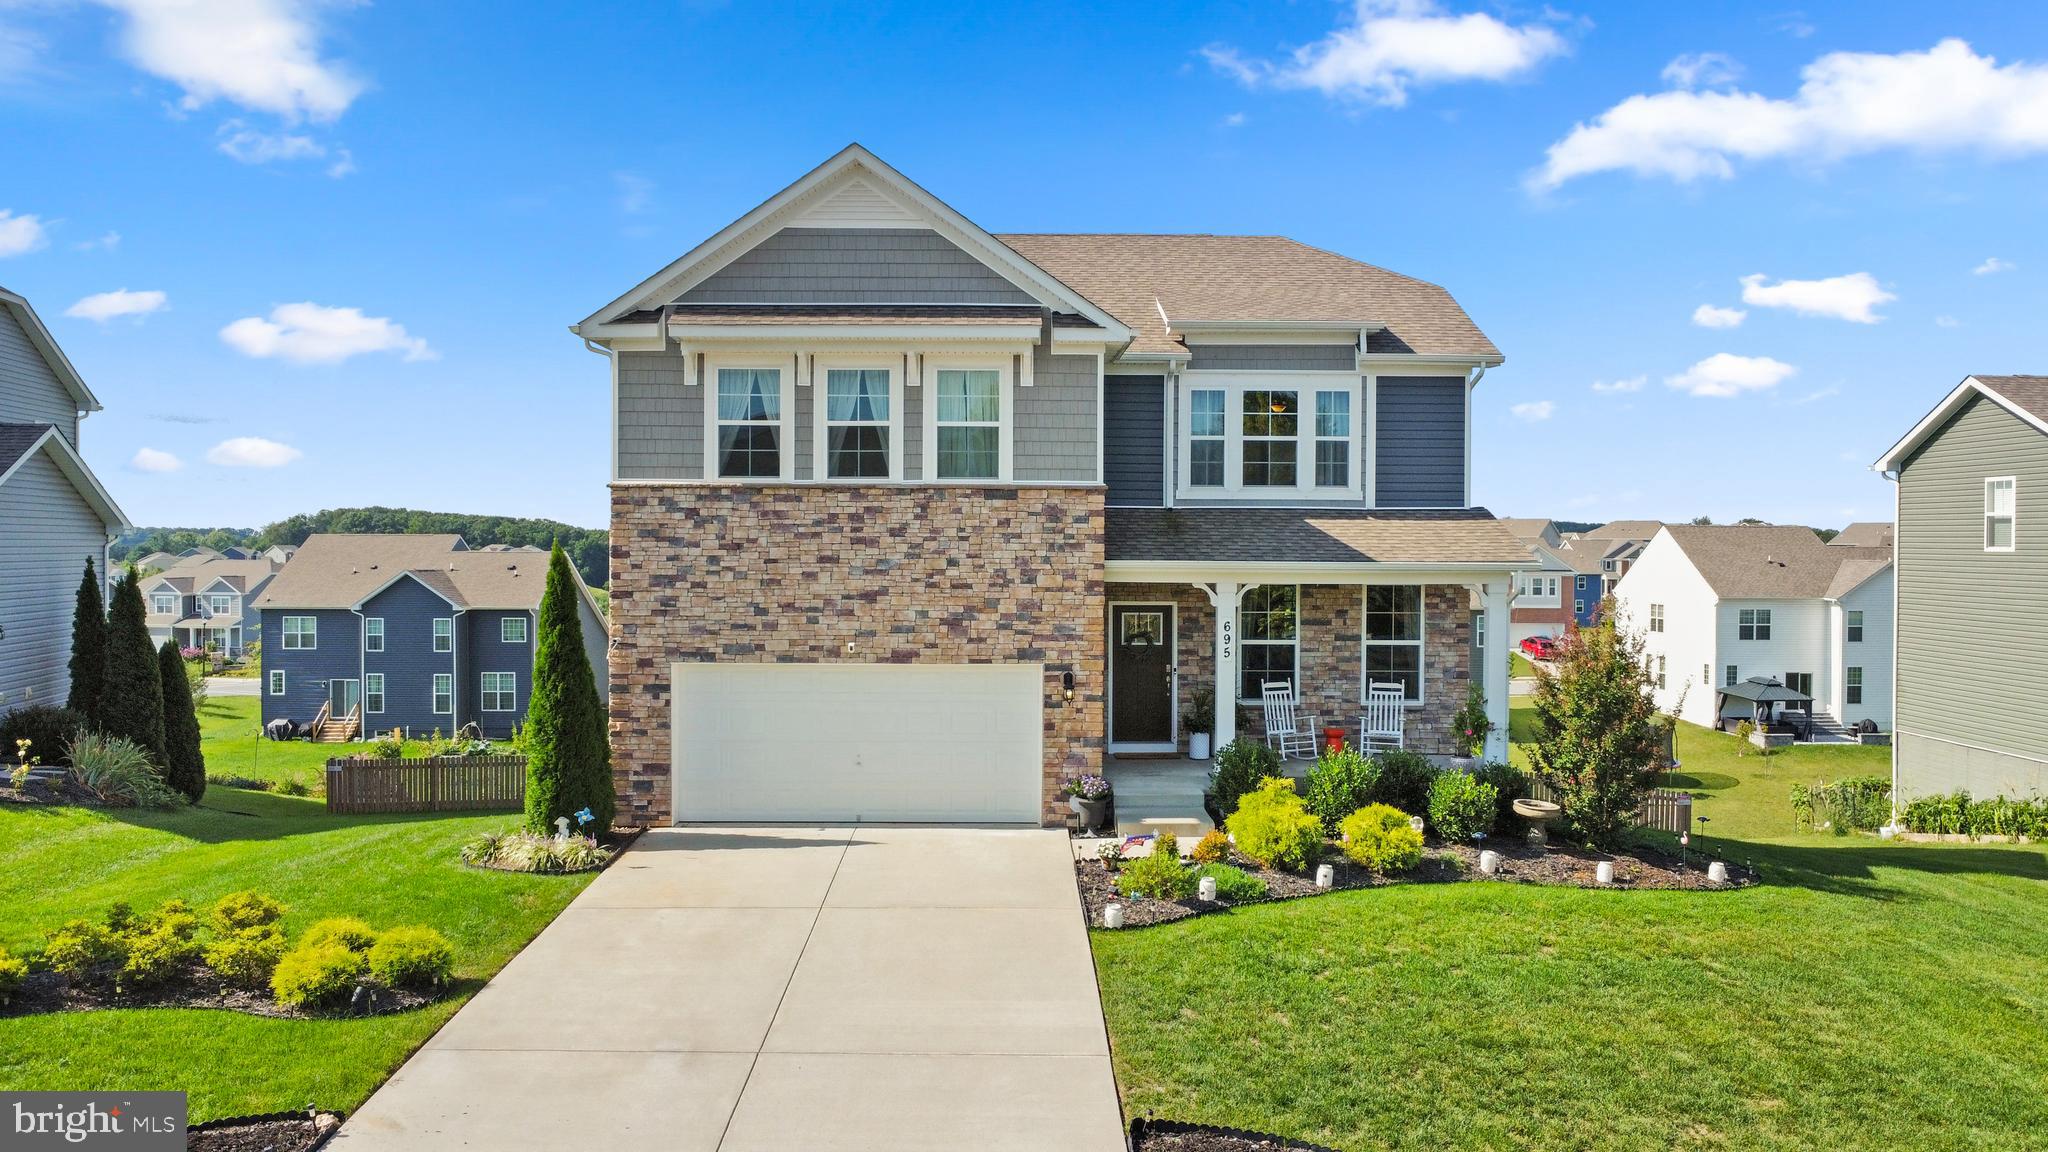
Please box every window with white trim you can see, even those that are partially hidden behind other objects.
[715,366,783,478]
[1845,610,1863,643]
[1703,664,1711,688]
[1655,655,1666,689]
[501,617,527,644]
[823,368,891,479]
[365,617,384,653]
[933,368,1002,480]
[1575,575,1587,590]
[207,594,234,616]
[151,592,177,615]
[433,618,452,653]
[1726,664,1739,688]
[268,670,285,695]
[1189,389,1225,487]
[1241,390,1298,487]
[281,616,316,650]
[365,673,385,714]
[1313,390,1349,487]
[1738,608,1771,640]
[1846,666,1864,705]
[1365,585,1425,703]
[1985,477,2016,551]
[432,673,452,715]
[481,672,517,712]
[1574,599,1585,615]
[1238,585,1298,701]
[1649,604,1665,633]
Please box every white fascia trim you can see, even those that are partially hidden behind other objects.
[0,425,131,530]
[1357,354,1503,371]
[0,289,101,412]
[1106,560,1523,584]
[668,323,1041,343]
[349,569,462,612]
[1874,376,2048,472]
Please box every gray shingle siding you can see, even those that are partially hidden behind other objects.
[1894,393,2048,798]
[1104,375,1164,506]
[0,309,78,445]
[260,609,362,729]
[1186,344,1356,372]
[1375,375,1466,508]
[0,451,106,713]
[1015,350,1096,483]
[680,228,1037,305]
[617,351,700,480]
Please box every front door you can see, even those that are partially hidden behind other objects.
[328,679,361,717]
[1111,605,1175,749]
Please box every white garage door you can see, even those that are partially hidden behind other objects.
[670,662,1044,823]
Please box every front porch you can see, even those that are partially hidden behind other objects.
[1099,751,1320,838]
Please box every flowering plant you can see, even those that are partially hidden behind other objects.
[1451,683,1492,758]
[1062,774,1112,801]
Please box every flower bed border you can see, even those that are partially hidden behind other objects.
[460,826,642,875]
[1130,1116,1342,1151]
[0,962,453,1022]
[187,1109,344,1152]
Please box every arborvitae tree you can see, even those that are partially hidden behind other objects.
[156,639,206,803]
[524,543,613,834]
[98,568,167,767]
[67,557,108,726]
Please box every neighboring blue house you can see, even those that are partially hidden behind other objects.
[252,534,607,740]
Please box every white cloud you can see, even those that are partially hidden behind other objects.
[1666,353,1797,398]
[206,436,300,468]
[220,302,434,365]
[325,147,355,178]
[0,210,47,257]
[1934,314,1961,328]
[0,22,45,79]
[1533,39,2048,189]
[1590,375,1645,394]
[130,447,182,473]
[1691,303,1747,328]
[216,119,339,168]
[1784,385,1841,406]
[1973,256,2015,275]
[1203,0,1568,108]
[94,0,363,121]
[1740,271,1894,323]
[1662,52,1742,89]
[614,171,654,214]
[1221,111,1248,128]
[65,289,168,322]
[73,231,122,252]
[1510,400,1555,422]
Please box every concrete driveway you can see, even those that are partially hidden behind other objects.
[329,826,1122,1152]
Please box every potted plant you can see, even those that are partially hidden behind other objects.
[1181,685,1216,760]
[1450,682,1491,767]
[1063,774,1112,829]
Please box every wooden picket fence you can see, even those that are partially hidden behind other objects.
[1526,779,1694,836]
[326,755,525,815]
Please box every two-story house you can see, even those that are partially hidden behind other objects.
[573,145,1530,827]
[1613,524,1892,736]
[144,554,287,658]
[0,286,130,714]
[253,534,607,740]
[1501,518,1573,647]
[1876,375,2048,802]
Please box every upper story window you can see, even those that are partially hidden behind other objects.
[1177,376,1362,500]
[433,617,453,653]
[1516,574,1558,604]
[151,592,177,615]
[933,368,1002,480]
[1985,476,2016,551]
[715,366,784,479]
[207,594,234,615]
[1241,391,1297,486]
[365,617,385,653]
[1189,390,1225,487]
[1314,391,1350,487]
[822,367,892,479]
[1845,610,1864,643]
[281,616,316,650]
[1575,575,1587,590]
[1738,608,1771,641]
[1649,604,1664,633]
[502,617,527,644]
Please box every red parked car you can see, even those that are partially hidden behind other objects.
[1520,634,1561,660]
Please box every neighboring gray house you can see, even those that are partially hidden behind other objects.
[0,286,131,715]
[252,534,608,740]
[1876,375,2048,802]
[143,555,287,659]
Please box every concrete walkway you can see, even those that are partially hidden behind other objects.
[329,826,1123,1152]
[203,676,259,697]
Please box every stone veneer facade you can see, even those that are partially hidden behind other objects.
[1106,581,1473,756]
[610,484,1105,826]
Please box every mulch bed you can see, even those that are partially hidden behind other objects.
[1130,1118,1340,1151]
[0,962,446,1021]
[0,775,109,808]
[187,1111,343,1152]
[1079,838,1754,929]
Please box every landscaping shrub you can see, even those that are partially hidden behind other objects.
[1341,804,1425,874]
[1226,777,1325,872]
[121,919,200,989]
[1364,750,1438,817]
[1473,761,1528,837]
[209,890,286,935]
[1526,621,1666,848]
[300,917,378,954]
[524,542,614,834]
[1189,828,1231,864]
[0,705,86,769]
[156,639,206,803]
[1809,776,1892,834]
[98,568,167,768]
[1208,739,1281,817]
[67,730,183,808]
[1900,791,2048,839]
[461,828,611,873]
[206,773,276,792]
[0,946,26,1004]
[67,558,107,728]
[1117,848,1198,900]
[42,919,123,981]
[366,926,455,989]
[271,942,369,1010]
[203,926,288,990]
[1194,862,1269,902]
[369,732,404,759]
[1428,770,1499,843]
[1303,745,1378,835]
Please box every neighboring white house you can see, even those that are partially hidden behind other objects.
[1612,524,1893,734]
[1500,518,1574,646]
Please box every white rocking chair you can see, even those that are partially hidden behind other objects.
[1260,681,1321,760]
[1359,682,1406,753]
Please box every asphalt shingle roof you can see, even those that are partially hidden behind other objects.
[1830,521,1894,548]
[1661,525,1891,600]
[1106,507,1533,566]
[1974,375,2048,423]
[253,534,549,611]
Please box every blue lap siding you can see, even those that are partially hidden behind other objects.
[465,609,535,738]
[259,609,362,729]
[360,575,461,737]
[1570,573,1604,627]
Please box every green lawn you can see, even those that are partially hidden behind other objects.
[1510,651,1538,679]
[197,696,510,792]
[0,708,577,1121]
[1094,710,2048,1150]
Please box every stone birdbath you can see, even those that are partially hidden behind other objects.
[1513,797,1562,847]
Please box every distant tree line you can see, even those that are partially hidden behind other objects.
[1686,515,1839,542]
[113,507,610,588]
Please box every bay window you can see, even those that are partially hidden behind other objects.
[714,366,783,478]
[1238,585,1298,701]
[1365,585,1424,702]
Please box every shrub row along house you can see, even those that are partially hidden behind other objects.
[573,144,1529,826]
[0,286,130,713]
[254,534,607,740]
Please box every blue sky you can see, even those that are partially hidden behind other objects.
[5,1,2047,532]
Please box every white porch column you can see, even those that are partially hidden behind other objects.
[1199,581,1243,753]
[1481,580,1511,762]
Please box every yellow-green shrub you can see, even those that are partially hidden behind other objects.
[271,942,368,1009]
[1225,777,1325,872]
[366,927,454,989]
[1341,804,1424,874]
[204,926,289,990]
[1190,828,1231,864]
[0,947,26,1004]
[300,917,378,954]
[209,890,286,935]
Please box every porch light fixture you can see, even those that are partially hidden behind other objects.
[1061,671,1074,703]
[1269,399,1288,413]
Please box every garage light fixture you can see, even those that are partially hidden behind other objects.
[1060,671,1074,703]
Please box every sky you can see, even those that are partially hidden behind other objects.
[5,1,2047,532]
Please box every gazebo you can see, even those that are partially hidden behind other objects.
[1715,676,1814,738]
